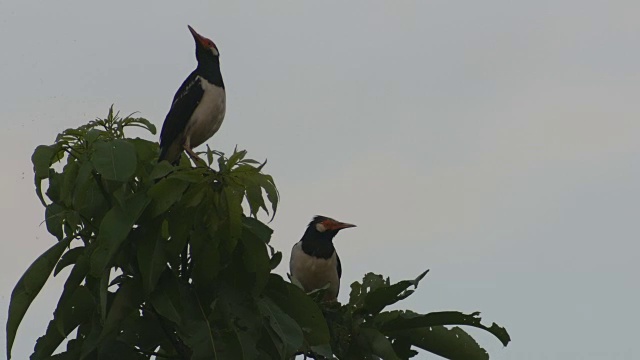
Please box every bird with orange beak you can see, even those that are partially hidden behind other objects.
[289,216,356,301]
[159,25,225,164]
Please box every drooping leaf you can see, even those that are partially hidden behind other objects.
[32,144,58,205]
[380,310,511,347]
[392,326,490,360]
[6,236,72,359]
[122,116,157,135]
[256,174,278,219]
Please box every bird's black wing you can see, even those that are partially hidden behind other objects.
[336,252,342,297]
[159,71,204,161]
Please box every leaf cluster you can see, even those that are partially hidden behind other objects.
[7,107,510,360]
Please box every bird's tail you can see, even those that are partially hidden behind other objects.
[159,144,181,165]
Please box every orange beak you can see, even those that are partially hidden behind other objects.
[324,219,356,231]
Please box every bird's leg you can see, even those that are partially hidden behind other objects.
[183,143,207,167]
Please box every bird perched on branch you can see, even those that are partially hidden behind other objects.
[159,25,226,164]
[290,216,356,301]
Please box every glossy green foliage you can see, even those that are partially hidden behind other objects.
[8,107,510,360]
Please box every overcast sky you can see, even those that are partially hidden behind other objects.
[2,1,639,359]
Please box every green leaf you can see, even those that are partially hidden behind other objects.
[97,338,147,360]
[265,275,330,349]
[72,163,108,219]
[216,286,261,360]
[99,269,109,322]
[53,257,90,335]
[242,217,273,244]
[269,251,282,270]
[136,224,167,294]
[123,117,157,135]
[359,327,401,360]
[118,311,168,352]
[150,272,182,324]
[85,128,103,143]
[45,204,66,240]
[32,145,57,206]
[175,284,218,359]
[54,247,85,276]
[59,160,80,207]
[392,326,490,360]
[391,338,419,359]
[149,161,175,180]
[6,236,72,359]
[223,186,243,241]
[244,179,267,217]
[227,149,247,169]
[241,232,270,295]
[380,311,511,347]
[363,270,429,315]
[256,174,278,219]
[190,230,221,295]
[81,279,144,357]
[148,178,189,216]
[129,138,159,167]
[31,286,94,359]
[258,297,304,358]
[90,192,150,276]
[91,140,137,182]
[349,272,388,309]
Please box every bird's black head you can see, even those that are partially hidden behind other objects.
[300,215,356,259]
[188,25,220,63]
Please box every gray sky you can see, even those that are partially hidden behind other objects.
[2,1,639,359]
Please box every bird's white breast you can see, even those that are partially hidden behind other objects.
[186,77,226,148]
[290,241,340,299]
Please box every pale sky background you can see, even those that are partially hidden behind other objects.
[1,1,639,359]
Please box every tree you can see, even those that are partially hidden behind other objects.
[7,107,510,359]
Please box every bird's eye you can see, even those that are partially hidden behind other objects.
[315,223,326,233]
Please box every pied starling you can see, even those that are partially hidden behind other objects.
[159,25,226,163]
[289,216,356,301]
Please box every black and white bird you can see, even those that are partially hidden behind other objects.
[290,216,356,301]
[159,25,226,164]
